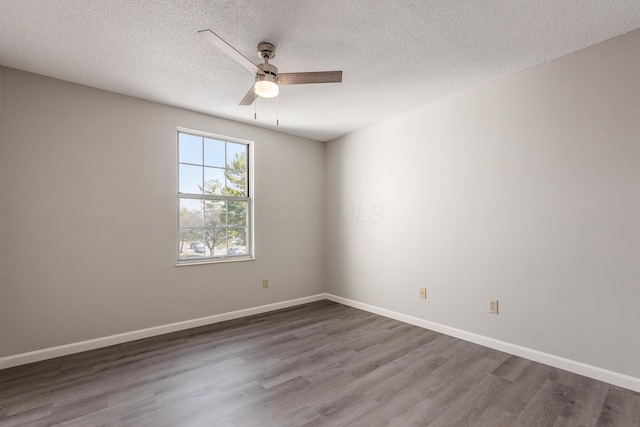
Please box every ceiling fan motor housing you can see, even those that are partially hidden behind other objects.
[257,62,279,82]
[257,42,276,60]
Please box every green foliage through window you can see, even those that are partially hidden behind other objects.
[177,130,251,262]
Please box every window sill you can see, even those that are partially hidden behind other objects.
[175,256,255,267]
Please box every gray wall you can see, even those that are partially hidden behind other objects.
[0,68,326,357]
[326,29,640,378]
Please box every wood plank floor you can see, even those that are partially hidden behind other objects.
[1,300,639,426]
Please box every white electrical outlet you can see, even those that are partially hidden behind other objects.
[488,300,499,314]
[263,278,269,289]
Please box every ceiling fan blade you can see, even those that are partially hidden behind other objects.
[239,86,257,105]
[279,71,342,85]
[198,29,263,76]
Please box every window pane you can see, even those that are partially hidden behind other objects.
[210,229,228,256]
[180,198,203,219]
[225,169,246,196]
[204,199,226,256]
[204,167,225,195]
[225,143,247,196]
[179,198,203,236]
[226,142,246,166]
[228,228,247,255]
[227,200,247,226]
[204,138,225,167]
[204,227,227,256]
[179,133,202,165]
[205,199,226,228]
[179,232,207,260]
[179,198,204,260]
[179,164,203,194]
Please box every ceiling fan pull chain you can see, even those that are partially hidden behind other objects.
[254,98,257,120]
[276,95,279,126]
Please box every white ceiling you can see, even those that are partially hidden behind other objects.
[1,1,640,142]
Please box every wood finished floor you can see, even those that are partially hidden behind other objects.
[1,301,639,427]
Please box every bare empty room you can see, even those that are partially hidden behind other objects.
[1,1,640,426]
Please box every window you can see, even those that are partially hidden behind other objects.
[177,129,252,264]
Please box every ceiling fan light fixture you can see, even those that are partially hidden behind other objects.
[254,77,279,98]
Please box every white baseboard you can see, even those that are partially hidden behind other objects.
[325,294,640,393]
[3,292,639,393]
[0,294,328,370]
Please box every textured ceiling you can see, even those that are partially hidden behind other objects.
[1,1,640,141]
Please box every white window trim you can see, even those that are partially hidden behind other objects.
[175,127,255,266]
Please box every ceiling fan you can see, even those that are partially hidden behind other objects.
[198,30,343,105]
